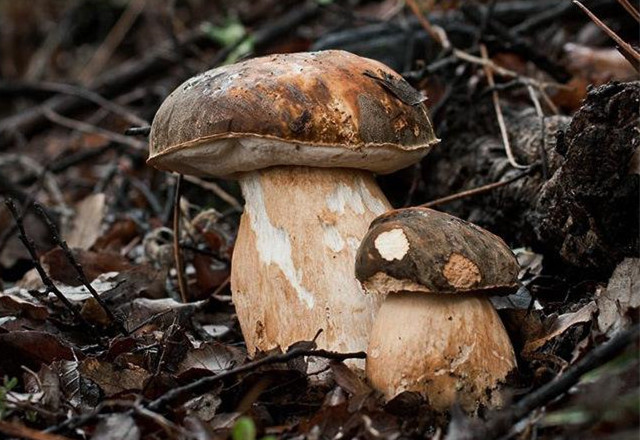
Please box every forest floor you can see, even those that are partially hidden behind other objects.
[0,1,638,439]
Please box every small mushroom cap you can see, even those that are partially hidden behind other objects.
[355,208,520,295]
[148,50,438,178]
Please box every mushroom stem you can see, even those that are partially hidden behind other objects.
[232,166,391,361]
[366,292,516,411]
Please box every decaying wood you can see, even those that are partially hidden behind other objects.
[533,81,639,274]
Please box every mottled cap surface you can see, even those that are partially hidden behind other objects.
[148,50,438,178]
[355,208,520,295]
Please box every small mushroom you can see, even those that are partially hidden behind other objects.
[355,207,518,411]
[147,51,438,361]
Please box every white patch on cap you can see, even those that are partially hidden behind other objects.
[374,228,409,261]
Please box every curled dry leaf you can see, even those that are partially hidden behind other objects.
[0,331,78,378]
[55,272,119,302]
[523,301,598,354]
[177,340,245,378]
[91,413,140,440]
[42,248,130,287]
[596,258,640,336]
[64,193,106,251]
[0,290,48,320]
[79,358,150,397]
[125,298,207,330]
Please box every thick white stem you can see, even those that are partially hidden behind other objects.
[232,166,391,363]
[366,292,517,411]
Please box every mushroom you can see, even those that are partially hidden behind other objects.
[355,207,518,411]
[147,51,438,360]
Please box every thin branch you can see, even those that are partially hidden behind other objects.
[526,85,550,179]
[147,347,366,411]
[467,323,640,440]
[405,0,449,49]
[33,203,129,336]
[421,167,535,208]
[42,108,147,150]
[124,126,151,136]
[79,0,148,84]
[173,175,189,303]
[573,0,640,72]
[0,420,73,440]
[616,0,640,23]
[0,80,147,126]
[4,200,98,337]
[183,175,243,211]
[480,44,530,170]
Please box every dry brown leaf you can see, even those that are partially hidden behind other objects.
[0,290,48,320]
[177,340,245,378]
[42,248,130,286]
[523,301,597,354]
[79,358,150,397]
[64,193,106,250]
[91,413,140,440]
[596,258,640,335]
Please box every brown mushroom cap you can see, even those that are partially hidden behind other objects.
[355,207,520,295]
[148,50,438,178]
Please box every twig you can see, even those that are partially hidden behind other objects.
[452,49,569,91]
[480,45,530,170]
[33,203,129,336]
[79,0,148,84]
[42,108,147,150]
[421,167,535,208]
[124,126,151,136]
[460,3,570,81]
[147,347,366,411]
[0,1,321,147]
[466,324,640,440]
[173,175,189,303]
[616,0,640,23]
[0,420,73,440]
[0,80,147,126]
[183,175,243,211]
[4,200,98,337]
[526,85,550,179]
[512,2,573,34]
[405,0,448,49]
[573,1,640,72]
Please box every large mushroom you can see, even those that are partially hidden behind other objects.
[355,207,518,411]
[147,51,438,359]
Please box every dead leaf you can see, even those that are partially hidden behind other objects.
[91,413,140,440]
[55,272,119,302]
[523,302,597,354]
[94,219,139,252]
[42,248,130,286]
[183,392,223,422]
[330,362,371,397]
[126,298,206,330]
[0,289,48,320]
[177,340,245,378]
[0,331,78,377]
[64,193,106,250]
[596,258,640,335]
[79,358,150,397]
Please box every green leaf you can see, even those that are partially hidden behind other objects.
[201,19,246,47]
[232,417,257,440]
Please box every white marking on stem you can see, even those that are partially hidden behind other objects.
[322,224,345,252]
[240,173,315,308]
[326,176,388,216]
